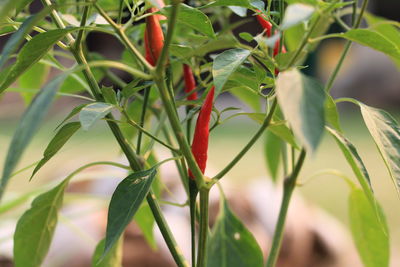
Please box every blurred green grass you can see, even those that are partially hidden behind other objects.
[0,109,399,247]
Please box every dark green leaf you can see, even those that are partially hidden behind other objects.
[104,168,157,256]
[207,200,264,267]
[13,179,68,267]
[0,7,51,70]
[276,70,325,152]
[92,238,123,267]
[101,86,118,105]
[31,122,81,180]
[0,28,75,93]
[213,49,251,97]
[56,103,89,130]
[324,94,342,132]
[349,189,389,267]
[79,102,114,131]
[0,75,66,199]
[326,127,372,197]
[360,104,400,195]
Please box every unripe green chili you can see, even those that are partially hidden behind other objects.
[188,86,215,179]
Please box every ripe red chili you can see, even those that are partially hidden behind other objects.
[144,7,164,66]
[188,86,215,179]
[183,64,198,101]
[255,10,287,75]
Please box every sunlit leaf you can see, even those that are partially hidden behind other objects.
[79,102,114,131]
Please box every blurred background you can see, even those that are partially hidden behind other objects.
[0,0,399,266]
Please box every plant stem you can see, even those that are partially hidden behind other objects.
[325,0,369,92]
[265,149,306,267]
[196,189,210,267]
[213,98,278,180]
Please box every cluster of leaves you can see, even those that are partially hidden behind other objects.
[0,0,399,267]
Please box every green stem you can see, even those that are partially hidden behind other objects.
[196,189,210,267]
[213,98,278,180]
[265,149,306,267]
[136,87,151,155]
[325,0,369,92]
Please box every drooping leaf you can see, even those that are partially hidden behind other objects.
[359,103,400,195]
[104,168,157,256]
[276,70,325,152]
[213,49,251,97]
[0,75,66,200]
[348,189,389,267]
[101,86,118,106]
[31,122,81,179]
[324,94,342,132]
[264,131,282,181]
[0,28,76,93]
[92,238,123,267]
[281,4,315,30]
[13,179,68,267]
[207,200,264,267]
[0,7,51,70]
[326,127,372,199]
[79,102,114,131]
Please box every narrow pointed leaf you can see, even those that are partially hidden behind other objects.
[213,49,251,97]
[276,70,325,152]
[0,75,66,200]
[13,179,68,267]
[31,122,81,179]
[92,238,123,267]
[104,168,157,256]
[207,200,264,267]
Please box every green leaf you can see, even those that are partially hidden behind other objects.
[276,70,325,152]
[207,200,264,267]
[326,127,372,198]
[213,48,251,97]
[101,86,118,105]
[31,122,81,180]
[269,122,299,149]
[0,0,17,23]
[166,4,215,38]
[340,29,400,61]
[324,94,342,132]
[359,104,400,195]
[92,238,123,267]
[0,8,51,70]
[281,4,315,30]
[0,28,75,93]
[265,131,282,181]
[104,168,157,256]
[13,179,68,267]
[15,0,34,14]
[19,62,50,104]
[79,102,114,131]
[56,103,89,130]
[0,75,66,199]
[348,189,389,267]
[134,204,157,249]
[230,87,260,112]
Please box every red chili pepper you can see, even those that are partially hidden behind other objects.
[255,10,287,75]
[183,64,198,101]
[188,86,215,179]
[144,7,164,66]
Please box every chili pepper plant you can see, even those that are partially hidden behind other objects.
[0,0,399,267]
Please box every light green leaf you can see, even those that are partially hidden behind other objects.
[79,102,114,131]
[13,179,68,267]
[207,200,263,267]
[0,75,66,200]
[0,28,76,93]
[213,48,251,97]
[56,103,89,130]
[31,122,81,180]
[269,122,299,149]
[0,0,17,23]
[360,104,400,195]
[349,189,389,267]
[19,62,50,104]
[265,131,282,181]
[104,168,157,256]
[324,94,342,132]
[92,238,123,267]
[281,4,315,30]
[340,29,400,61]
[135,204,157,249]
[276,70,325,152]
[101,86,118,105]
